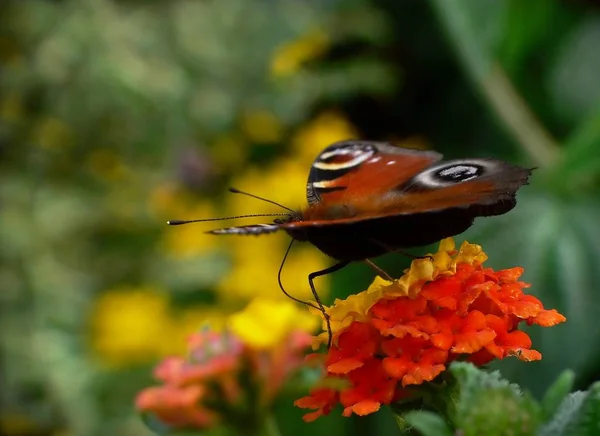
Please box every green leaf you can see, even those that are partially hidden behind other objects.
[578,382,600,436]
[449,363,541,436]
[542,370,575,421]
[551,107,600,188]
[499,0,559,73]
[548,16,600,124]
[429,0,504,79]
[402,411,452,436]
[450,362,522,401]
[564,382,600,436]
[538,391,586,436]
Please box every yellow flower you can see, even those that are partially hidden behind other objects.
[161,201,219,258]
[149,183,195,219]
[31,116,72,150]
[239,109,284,144]
[87,148,129,182]
[291,111,359,166]
[210,133,248,171]
[229,298,319,349]
[0,412,40,435]
[270,29,329,78]
[226,157,307,217]
[215,157,330,303]
[312,238,488,345]
[90,287,173,367]
[0,92,23,122]
[217,239,329,303]
[90,286,229,366]
[149,185,219,258]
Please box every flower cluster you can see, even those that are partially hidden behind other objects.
[136,330,242,429]
[295,238,566,421]
[136,299,315,432]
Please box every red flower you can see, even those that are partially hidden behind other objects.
[137,327,312,432]
[295,238,566,421]
[136,330,243,430]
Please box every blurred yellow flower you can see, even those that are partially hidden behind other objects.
[211,133,248,171]
[229,298,318,349]
[90,286,228,366]
[270,29,329,78]
[239,109,284,144]
[217,239,329,303]
[0,412,41,436]
[0,92,23,122]
[149,184,219,258]
[292,111,358,165]
[31,116,72,150]
[149,183,195,219]
[161,201,219,258]
[90,287,173,367]
[87,148,129,182]
[214,156,330,304]
[226,157,307,218]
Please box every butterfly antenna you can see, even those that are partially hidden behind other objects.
[167,213,289,226]
[278,240,333,348]
[228,187,295,213]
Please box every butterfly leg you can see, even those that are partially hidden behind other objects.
[278,240,323,312]
[308,261,350,348]
[363,259,394,282]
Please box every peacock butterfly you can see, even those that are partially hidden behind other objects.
[169,140,533,346]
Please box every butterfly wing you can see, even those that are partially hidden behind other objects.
[306,140,442,206]
[283,143,532,260]
[288,141,532,228]
[204,141,532,257]
[206,141,440,237]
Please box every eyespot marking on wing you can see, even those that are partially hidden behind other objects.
[409,159,496,189]
[312,143,376,170]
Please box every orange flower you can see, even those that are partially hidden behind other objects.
[137,327,313,432]
[295,238,566,421]
[136,330,243,430]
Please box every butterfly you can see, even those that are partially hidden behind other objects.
[170,140,533,346]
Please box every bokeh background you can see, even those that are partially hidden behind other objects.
[2,0,600,435]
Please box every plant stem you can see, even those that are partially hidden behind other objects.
[428,0,561,168]
[262,414,282,436]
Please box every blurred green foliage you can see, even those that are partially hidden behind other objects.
[1,0,600,435]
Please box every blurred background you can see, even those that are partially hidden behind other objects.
[1,0,600,435]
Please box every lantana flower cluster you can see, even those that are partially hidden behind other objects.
[136,300,316,432]
[295,238,566,421]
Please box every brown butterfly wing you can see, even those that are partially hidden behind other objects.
[203,140,532,261]
[306,140,442,207]
[282,141,532,260]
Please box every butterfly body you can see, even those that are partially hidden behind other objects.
[283,210,472,261]
[210,140,532,262]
